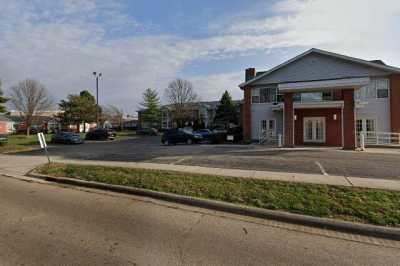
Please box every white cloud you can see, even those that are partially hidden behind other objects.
[223,0,400,65]
[189,72,243,102]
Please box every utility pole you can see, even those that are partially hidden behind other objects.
[93,72,102,128]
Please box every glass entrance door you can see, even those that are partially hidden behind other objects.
[303,117,326,143]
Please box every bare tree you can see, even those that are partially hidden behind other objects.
[9,79,53,136]
[102,105,124,130]
[164,79,198,127]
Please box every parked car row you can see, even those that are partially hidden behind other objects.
[161,127,243,145]
[161,128,203,145]
[51,128,116,145]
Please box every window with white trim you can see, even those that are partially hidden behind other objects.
[355,78,389,100]
[261,120,267,131]
[294,91,333,102]
[376,79,389,98]
[252,88,260,103]
[252,88,277,103]
[356,119,376,136]
[260,119,276,137]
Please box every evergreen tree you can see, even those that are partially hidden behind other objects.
[59,90,99,131]
[140,88,161,126]
[214,90,238,128]
[0,80,9,113]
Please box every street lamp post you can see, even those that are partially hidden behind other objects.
[93,72,102,128]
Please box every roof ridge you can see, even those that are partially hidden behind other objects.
[239,48,400,88]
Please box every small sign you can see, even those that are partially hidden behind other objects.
[37,132,50,163]
[227,135,234,141]
[37,132,47,148]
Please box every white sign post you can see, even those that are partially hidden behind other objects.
[37,132,50,163]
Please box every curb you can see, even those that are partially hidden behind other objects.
[28,172,400,241]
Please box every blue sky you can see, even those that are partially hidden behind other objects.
[1,0,399,115]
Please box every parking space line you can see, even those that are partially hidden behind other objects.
[171,157,189,165]
[315,161,328,176]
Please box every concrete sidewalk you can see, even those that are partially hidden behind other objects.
[53,158,400,191]
[1,154,400,191]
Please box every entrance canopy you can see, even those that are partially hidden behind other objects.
[278,77,370,93]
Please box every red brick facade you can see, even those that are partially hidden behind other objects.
[283,93,294,147]
[294,108,342,146]
[243,86,252,140]
[342,89,356,149]
[390,74,400,133]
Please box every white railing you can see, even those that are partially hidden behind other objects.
[358,131,400,147]
[259,129,282,146]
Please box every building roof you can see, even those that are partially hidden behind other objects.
[239,48,400,88]
[0,114,12,122]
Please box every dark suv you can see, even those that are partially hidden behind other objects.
[161,128,202,145]
[85,128,116,141]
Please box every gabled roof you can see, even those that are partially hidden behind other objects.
[239,48,400,88]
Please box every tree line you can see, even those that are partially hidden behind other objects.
[0,77,238,135]
[141,78,238,129]
[0,78,124,135]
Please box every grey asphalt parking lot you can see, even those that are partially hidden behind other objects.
[19,135,400,180]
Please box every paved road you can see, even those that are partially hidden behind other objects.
[1,176,399,266]
[17,136,400,179]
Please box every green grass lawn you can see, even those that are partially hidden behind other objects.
[0,134,53,153]
[36,163,400,227]
[115,130,136,139]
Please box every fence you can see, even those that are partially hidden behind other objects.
[358,131,400,148]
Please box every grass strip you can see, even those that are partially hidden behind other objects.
[36,163,400,227]
[0,134,51,153]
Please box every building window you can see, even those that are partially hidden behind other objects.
[294,91,332,102]
[366,119,375,132]
[261,120,267,131]
[356,119,363,134]
[253,88,277,103]
[376,79,389,98]
[260,119,276,137]
[252,88,260,103]
[356,78,389,100]
[259,88,277,103]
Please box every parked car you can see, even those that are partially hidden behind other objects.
[194,129,215,143]
[161,128,203,145]
[0,134,8,144]
[85,128,116,141]
[137,127,158,136]
[51,132,84,144]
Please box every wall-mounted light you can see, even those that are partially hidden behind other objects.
[333,114,337,120]
[294,115,297,121]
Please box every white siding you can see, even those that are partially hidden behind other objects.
[355,77,390,132]
[253,53,390,86]
[251,104,283,141]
